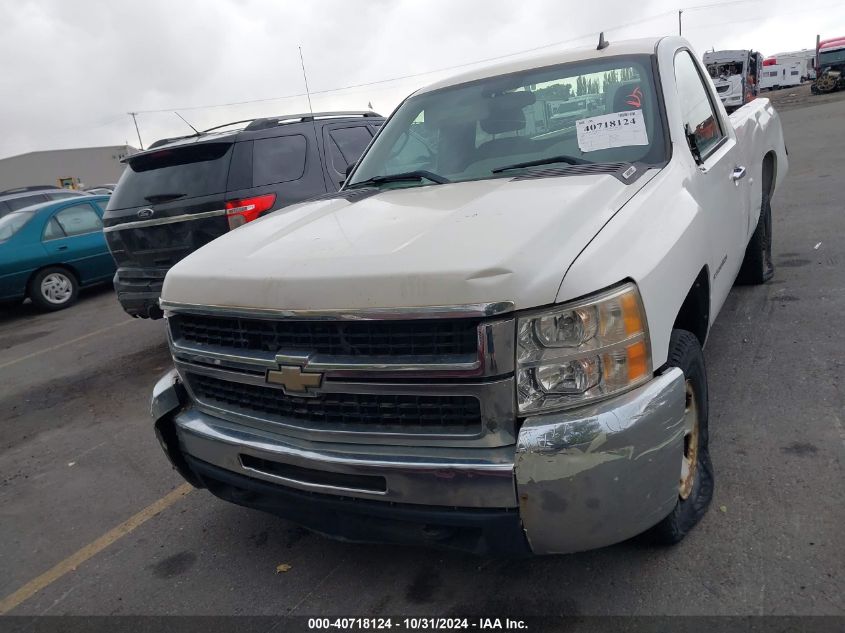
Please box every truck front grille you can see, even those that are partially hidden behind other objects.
[170,314,479,357]
[187,372,483,435]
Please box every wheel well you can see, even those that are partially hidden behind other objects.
[762,151,776,198]
[673,267,710,347]
[25,264,80,296]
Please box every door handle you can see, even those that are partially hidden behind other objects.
[57,245,68,251]
[731,165,747,181]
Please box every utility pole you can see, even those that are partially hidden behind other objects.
[678,10,683,37]
[128,112,144,150]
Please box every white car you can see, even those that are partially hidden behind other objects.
[151,36,787,555]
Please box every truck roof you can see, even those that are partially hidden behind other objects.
[819,37,845,52]
[415,36,665,95]
[702,50,756,63]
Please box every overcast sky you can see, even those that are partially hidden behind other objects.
[1,0,842,159]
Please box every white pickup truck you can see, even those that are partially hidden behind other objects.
[151,37,787,555]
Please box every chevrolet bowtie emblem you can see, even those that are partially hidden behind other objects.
[266,365,323,394]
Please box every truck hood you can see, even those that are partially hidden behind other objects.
[162,171,656,312]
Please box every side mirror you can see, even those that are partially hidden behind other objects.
[345,162,356,178]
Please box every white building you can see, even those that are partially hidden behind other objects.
[0,145,138,191]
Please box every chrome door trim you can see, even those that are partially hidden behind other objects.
[161,299,515,320]
[103,208,226,233]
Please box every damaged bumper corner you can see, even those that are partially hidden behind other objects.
[514,367,686,555]
[151,369,203,488]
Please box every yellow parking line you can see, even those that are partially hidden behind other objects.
[0,482,193,615]
[0,319,134,371]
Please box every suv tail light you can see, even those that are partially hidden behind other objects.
[225,194,276,229]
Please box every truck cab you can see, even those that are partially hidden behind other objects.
[703,49,762,111]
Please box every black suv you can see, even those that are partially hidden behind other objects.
[103,111,383,318]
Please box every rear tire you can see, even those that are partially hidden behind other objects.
[28,267,79,311]
[736,192,774,285]
[648,329,714,545]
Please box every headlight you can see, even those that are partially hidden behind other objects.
[517,282,652,414]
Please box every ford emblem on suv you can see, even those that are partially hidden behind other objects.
[137,208,154,219]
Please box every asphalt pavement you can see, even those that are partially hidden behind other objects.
[1,96,843,618]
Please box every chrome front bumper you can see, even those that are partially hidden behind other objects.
[152,366,686,554]
[515,367,686,554]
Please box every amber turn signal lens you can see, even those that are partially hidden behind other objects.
[626,340,649,381]
[621,292,643,336]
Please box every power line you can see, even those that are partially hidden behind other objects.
[132,10,679,115]
[130,0,771,116]
[684,1,840,30]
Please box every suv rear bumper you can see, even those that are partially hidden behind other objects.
[152,367,686,555]
[113,268,167,318]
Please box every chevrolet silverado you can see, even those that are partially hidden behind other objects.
[151,36,787,555]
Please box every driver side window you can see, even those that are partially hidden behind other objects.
[674,50,725,161]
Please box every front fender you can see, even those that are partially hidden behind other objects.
[557,160,710,368]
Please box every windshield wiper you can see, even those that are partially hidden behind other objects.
[143,192,187,203]
[491,155,590,174]
[347,170,450,189]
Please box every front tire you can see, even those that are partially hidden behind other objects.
[737,192,774,285]
[29,267,79,311]
[649,329,714,545]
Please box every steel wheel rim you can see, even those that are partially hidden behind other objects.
[679,379,700,500]
[40,273,73,304]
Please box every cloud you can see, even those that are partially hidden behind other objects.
[1,0,842,158]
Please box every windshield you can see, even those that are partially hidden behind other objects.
[819,48,845,67]
[706,61,744,78]
[0,210,35,241]
[348,55,666,188]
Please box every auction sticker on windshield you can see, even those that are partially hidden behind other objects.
[576,109,648,152]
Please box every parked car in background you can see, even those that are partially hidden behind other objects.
[0,195,115,310]
[84,184,117,195]
[0,185,66,195]
[0,188,88,218]
[103,110,384,319]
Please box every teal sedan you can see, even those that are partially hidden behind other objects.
[0,195,116,310]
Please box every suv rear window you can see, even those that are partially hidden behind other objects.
[110,142,233,209]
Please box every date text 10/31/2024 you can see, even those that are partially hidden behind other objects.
[307,617,529,630]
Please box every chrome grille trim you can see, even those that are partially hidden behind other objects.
[161,300,515,320]
[168,317,515,377]
[165,302,518,447]
[174,359,516,447]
